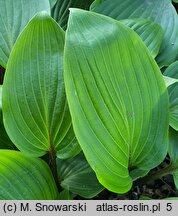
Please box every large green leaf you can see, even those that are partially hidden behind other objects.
[91,0,178,67]
[164,61,178,131]
[64,9,169,193]
[2,12,71,157]
[51,0,94,30]
[120,19,163,58]
[0,86,14,149]
[0,150,58,199]
[57,153,103,198]
[0,0,50,68]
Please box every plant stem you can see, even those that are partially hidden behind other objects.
[49,144,62,193]
[134,164,178,187]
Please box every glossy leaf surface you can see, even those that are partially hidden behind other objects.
[91,0,178,67]
[57,153,103,198]
[0,0,50,68]
[64,9,169,193]
[2,12,71,157]
[0,150,58,200]
[121,19,163,58]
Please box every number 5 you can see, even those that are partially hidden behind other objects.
[166,203,172,211]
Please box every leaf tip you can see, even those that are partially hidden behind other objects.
[68,8,82,14]
[33,10,50,20]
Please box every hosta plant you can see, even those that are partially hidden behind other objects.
[0,0,178,199]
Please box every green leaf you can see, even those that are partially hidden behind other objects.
[168,128,178,189]
[2,12,71,157]
[173,0,178,2]
[58,190,73,200]
[164,61,178,131]
[120,19,163,58]
[56,125,81,159]
[51,0,94,30]
[0,0,50,68]
[173,171,178,189]
[164,61,178,78]
[64,9,169,193]
[0,86,14,149]
[169,127,178,165]
[0,150,58,200]
[57,153,103,198]
[163,197,178,200]
[163,75,178,88]
[130,168,149,181]
[91,0,178,67]
[139,196,152,200]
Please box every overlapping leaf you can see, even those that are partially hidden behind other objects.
[0,86,14,149]
[0,0,50,68]
[168,128,178,189]
[2,12,71,157]
[120,19,163,58]
[91,0,178,67]
[173,172,178,189]
[0,150,58,200]
[169,128,178,165]
[64,9,169,193]
[57,153,103,198]
[58,190,72,200]
[51,0,94,30]
[56,125,81,159]
[164,61,178,131]
[163,75,178,88]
